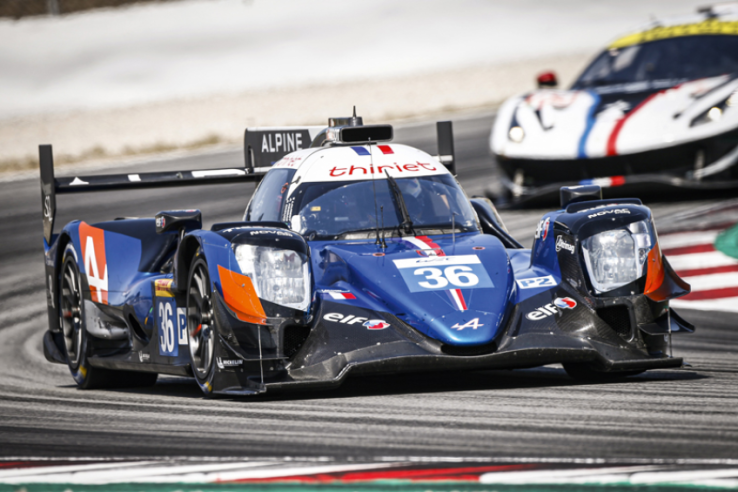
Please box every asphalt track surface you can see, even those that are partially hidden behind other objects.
[0,113,736,460]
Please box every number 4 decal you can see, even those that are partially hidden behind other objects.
[451,318,484,331]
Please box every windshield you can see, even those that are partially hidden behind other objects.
[572,35,738,90]
[287,175,479,240]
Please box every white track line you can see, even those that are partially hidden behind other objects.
[681,272,738,292]
[667,251,738,271]
[660,231,720,249]
[2,461,277,485]
[631,468,738,484]
[672,297,738,313]
[479,466,659,484]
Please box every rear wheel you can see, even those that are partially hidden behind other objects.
[59,245,157,389]
[563,362,644,382]
[187,254,216,395]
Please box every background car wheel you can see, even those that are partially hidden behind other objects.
[60,245,157,389]
[563,362,644,382]
[187,254,217,395]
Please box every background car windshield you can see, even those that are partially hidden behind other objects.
[573,35,738,89]
[290,175,478,239]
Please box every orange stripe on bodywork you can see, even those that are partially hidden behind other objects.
[645,241,691,302]
[644,243,666,300]
[217,265,267,325]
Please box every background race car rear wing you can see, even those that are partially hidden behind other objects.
[39,121,456,243]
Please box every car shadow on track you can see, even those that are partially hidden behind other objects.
[106,365,705,401]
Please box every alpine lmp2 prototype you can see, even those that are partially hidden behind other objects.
[490,4,738,204]
[39,114,694,396]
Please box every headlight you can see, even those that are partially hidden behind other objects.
[581,220,653,294]
[691,91,735,127]
[233,244,310,311]
[508,126,525,143]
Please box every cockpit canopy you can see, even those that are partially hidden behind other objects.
[244,153,478,241]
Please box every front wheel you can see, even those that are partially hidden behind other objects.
[59,244,157,389]
[187,254,217,395]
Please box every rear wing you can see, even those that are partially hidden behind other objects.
[38,129,313,244]
[39,121,456,244]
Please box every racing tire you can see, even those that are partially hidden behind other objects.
[563,362,644,382]
[186,253,217,396]
[60,245,158,389]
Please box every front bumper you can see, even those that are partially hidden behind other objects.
[493,128,738,206]
[212,297,684,396]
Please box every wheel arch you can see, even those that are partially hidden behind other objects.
[174,234,204,292]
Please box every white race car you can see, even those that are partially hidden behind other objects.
[490,4,738,203]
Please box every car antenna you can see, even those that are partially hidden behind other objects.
[452,212,458,252]
[380,205,387,249]
[368,133,385,248]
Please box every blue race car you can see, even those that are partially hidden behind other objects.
[39,114,694,396]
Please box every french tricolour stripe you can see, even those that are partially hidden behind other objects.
[327,292,356,300]
[402,236,467,311]
[662,228,738,313]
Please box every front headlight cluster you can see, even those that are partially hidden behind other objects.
[581,220,653,294]
[233,245,310,311]
[690,90,736,127]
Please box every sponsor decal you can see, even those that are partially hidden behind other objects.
[535,217,551,241]
[323,313,390,329]
[556,236,575,254]
[274,156,303,169]
[587,208,630,219]
[154,278,175,298]
[47,274,55,308]
[216,357,243,369]
[554,297,577,309]
[526,297,577,320]
[610,20,738,50]
[261,132,304,153]
[393,255,493,293]
[416,248,443,257]
[156,216,165,228]
[43,195,52,219]
[363,319,390,330]
[138,351,150,363]
[79,222,108,304]
[249,230,294,236]
[328,162,438,178]
[517,275,556,289]
[451,318,483,331]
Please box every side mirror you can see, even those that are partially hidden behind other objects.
[155,209,202,235]
[536,71,558,88]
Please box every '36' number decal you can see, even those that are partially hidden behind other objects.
[159,301,175,355]
[156,298,188,357]
[393,255,494,293]
[415,266,479,289]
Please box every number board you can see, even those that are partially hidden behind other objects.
[156,298,188,357]
[393,255,494,293]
